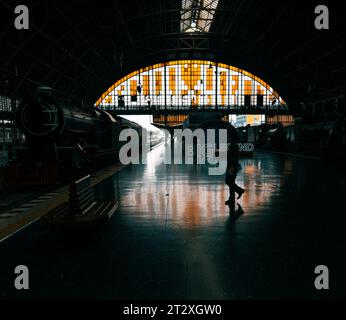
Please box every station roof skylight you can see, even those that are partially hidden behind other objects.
[180,0,219,33]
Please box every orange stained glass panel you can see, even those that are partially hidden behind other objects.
[130,80,137,96]
[244,80,252,95]
[169,68,176,95]
[257,85,264,95]
[231,75,239,95]
[220,72,227,95]
[143,75,150,96]
[155,71,162,95]
[105,96,112,104]
[181,63,201,91]
[220,71,227,106]
[206,67,213,91]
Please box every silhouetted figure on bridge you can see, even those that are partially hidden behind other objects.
[146,95,151,108]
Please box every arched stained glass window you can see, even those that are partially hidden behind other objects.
[95,60,287,110]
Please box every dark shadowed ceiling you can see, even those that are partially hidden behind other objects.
[0,0,345,114]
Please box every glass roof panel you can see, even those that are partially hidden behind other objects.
[180,0,219,33]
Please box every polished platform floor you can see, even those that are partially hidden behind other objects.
[1,144,346,299]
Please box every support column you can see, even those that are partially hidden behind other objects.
[11,97,17,146]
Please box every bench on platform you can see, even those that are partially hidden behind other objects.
[43,175,118,226]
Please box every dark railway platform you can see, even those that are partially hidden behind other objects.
[0,144,345,299]
[0,162,126,243]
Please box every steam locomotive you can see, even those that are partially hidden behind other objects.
[6,87,143,186]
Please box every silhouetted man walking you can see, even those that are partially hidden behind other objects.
[225,141,245,206]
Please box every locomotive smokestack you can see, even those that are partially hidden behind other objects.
[35,85,53,97]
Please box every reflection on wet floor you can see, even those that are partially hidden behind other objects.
[95,143,298,228]
[1,143,346,299]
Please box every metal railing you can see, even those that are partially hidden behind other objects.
[100,104,290,115]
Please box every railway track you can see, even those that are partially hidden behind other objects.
[0,186,57,215]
